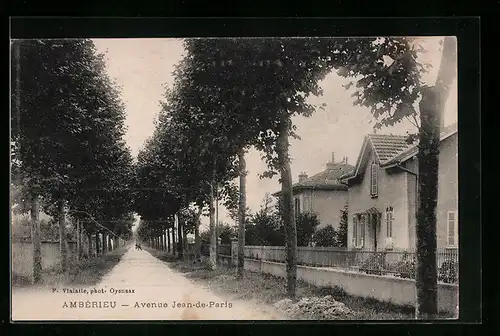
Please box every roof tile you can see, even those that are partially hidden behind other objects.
[368,134,413,164]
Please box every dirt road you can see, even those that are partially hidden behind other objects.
[11,246,285,321]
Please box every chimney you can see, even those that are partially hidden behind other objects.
[325,152,336,169]
[345,157,348,164]
[298,172,308,182]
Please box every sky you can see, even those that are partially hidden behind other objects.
[93,37,457,232]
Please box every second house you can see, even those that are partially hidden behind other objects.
[273,153,354,230]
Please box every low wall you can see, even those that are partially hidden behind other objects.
[244,258,458,315]
[12,242,77,278]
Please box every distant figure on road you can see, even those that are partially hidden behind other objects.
[135,242,142,250]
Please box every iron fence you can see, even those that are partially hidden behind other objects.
[243,245,459,284]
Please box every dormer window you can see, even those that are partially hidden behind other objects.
[370,162,379,197]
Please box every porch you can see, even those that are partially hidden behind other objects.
[352,207,389,252]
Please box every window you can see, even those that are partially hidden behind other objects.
[386,207,394,238]
[353,214,365,248]
[370,162,379,197]
[294,198,301,217]
[447,211,458,247]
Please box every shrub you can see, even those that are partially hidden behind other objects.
[311,205,348,247]
[394,252,416,279]
[438,259,458,284]
[359,252,386,275]
[312,226,337,247]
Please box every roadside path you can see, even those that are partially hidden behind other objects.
[11,246,284,321]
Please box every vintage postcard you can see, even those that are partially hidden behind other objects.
[11,34,459,321]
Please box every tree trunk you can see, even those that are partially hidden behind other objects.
[103,234,106,253]
[172,223,176,257]
[164,231,167,251]
[183,224,188,255]
[276,117,298,298]
[76,219,81,261]
[161,230,165,250]
[209,179,217,270]
[86,232,92,258]
[415,36,457,320]
[95,232,100,257]
[167,227,171,252]
[237,148,247,279]
[177,214,183,259]
[58,200,68,273]
[161,230,165,251]
[194,204,203,259]
[104,233,108,254]
[216,185,219,226]
[30,193,42,284]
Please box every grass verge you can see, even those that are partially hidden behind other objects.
[149,250,454,320]
[12,245,130,288]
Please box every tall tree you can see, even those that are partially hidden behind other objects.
[412,37,457,319]
[11,39,136,273]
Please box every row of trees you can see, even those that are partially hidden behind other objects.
[11,39,134,282]
[200,211,347,248]
[135,37,456,319]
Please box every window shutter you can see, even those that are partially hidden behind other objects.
[353,216,358,247]
[370,164,373,193]
[371,163,378,196]
[360,215,365,247]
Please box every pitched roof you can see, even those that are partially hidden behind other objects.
[382,123,458,166]
[296,163,354,188]
[272,162,354,196]
[341,123,458,180]
[339,134,412,179]
[367,134,413,163]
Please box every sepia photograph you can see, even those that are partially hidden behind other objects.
[11,34,459,321]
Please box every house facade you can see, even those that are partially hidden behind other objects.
[273,153,354,230]
[341,124,458,251]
